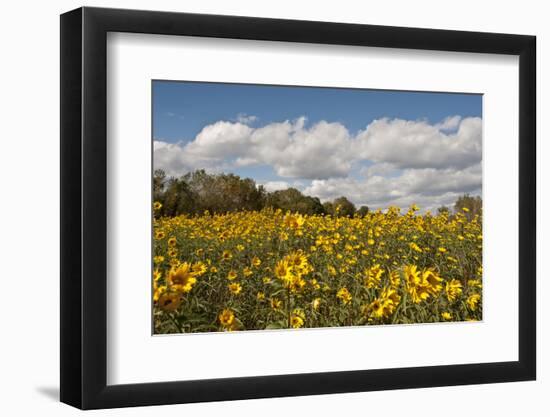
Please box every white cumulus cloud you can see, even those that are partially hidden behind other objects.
[261,181,291,192]
[153,115,482,210]
[354,116,481,170]
[303,163,481,211]
[236,113,258,124]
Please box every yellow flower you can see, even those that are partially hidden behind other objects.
[153,201,162,210]
[154,230,165,240]
[153,284,166,302]
[191,261,207,276]
[312,297,321,310]
[243,267,253,277]
[158,291,182,311]
[367,238,375,246]
[466,293,481,311]
[167,263,197,293]
[364,264,384,288]
[309,279,321,290]
[286,251,309,273]
[445,279,463,302]
[409,242,422,253]
[290,309,305,328]
[219,308,235,328]
[228,282,242,295]
[438,247,447,253]
[227,270,238,280]
[167,237,177,247]
[467,279,482,289]
[256,292,265,301]
[153,269,162,282]
[366,299,384,318]
[270,298,282,310]
[389,270,400,288]
[422,268,443,296]
[380,286,401,307]
[336,287,352,305]
[251,256,261,267]
[221,250,232,261]
[289,277,306,293]
[236,244,245,252]
[367,287,401,319]
[153,255,165,264]
[283,213,306,230]
[274,260,292,284]
[441,312,452,320]
[404,265,430,303]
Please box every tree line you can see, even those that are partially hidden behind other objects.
[154,169,481,219]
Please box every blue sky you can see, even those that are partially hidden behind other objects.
[153,81,481,142]
[153,81,482,211]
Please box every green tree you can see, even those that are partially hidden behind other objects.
[322,201,335,216]
[356,205,370,217]
[183,170,265,214]
[454,194,482,221]
[265,188,325,215]
[162,177,198,216]
[332,196,356,217]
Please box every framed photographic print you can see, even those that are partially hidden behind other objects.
[60,6,536,409]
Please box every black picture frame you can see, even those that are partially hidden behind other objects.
[60,6,536,410]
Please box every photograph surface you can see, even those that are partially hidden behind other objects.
[152,81,483,334]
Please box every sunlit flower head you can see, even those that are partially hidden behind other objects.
[336,287,352,305]
[422,268,443,295]
[270,298,283,310]
[191,261,207,276]
[167,263,197,293]
[364,264,384,288]
[283,213,306,230]
[158,291,182,311]
[290,308,305,328]
[228,282,242,295]
[445,279,463,302]
[274,259,292,282]
[312,297,321,310]
[218,308,235,328]
[153,269,162,282]
[466,293,481,311]
[441,312,452,320]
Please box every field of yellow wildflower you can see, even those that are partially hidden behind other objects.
[153,204,482,333]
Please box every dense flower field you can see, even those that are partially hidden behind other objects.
[153,204,482,333]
